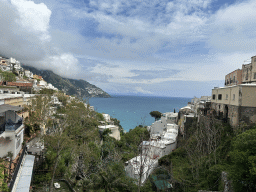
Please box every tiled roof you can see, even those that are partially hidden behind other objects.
[7,82,33,87]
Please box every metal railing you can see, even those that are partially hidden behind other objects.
[8,146,27,191]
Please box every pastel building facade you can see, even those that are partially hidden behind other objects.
[225,71,238,87]
[211,84,256,127]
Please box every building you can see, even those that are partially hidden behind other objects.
[225,69,243,86]
[0,94,24,107]
[126,110,179,185]
[0,105,24,159]
[0,94,37,107]
[33,74,43,80]
[24,70,33,79]
[6,82,33,93]
[211,84,256,127]
[149,112,178,135]
[38,79,47,87]
[125,155,158,185]
[98,124,121,140]
[102,113,111,122]
[146,123,178,159]
[241,56,256,84]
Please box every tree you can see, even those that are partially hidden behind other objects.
[228,128,256,191]
[45,131,71,192]
[149,111,162,121]
[86,162,135,192]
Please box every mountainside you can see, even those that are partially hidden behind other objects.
[23,65,111,98]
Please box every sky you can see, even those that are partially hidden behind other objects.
[0,0,256,97]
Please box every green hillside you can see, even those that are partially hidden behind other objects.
[23,65,111,98]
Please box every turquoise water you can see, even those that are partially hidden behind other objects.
[88,95,191,132]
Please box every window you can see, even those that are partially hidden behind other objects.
[254,73,256,79]
[212,94,216,100]
[233,94,235,100]
[218,94,222,100]
[226,94,228,100]
[16,135,21,149]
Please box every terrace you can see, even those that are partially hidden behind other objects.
[0,104,23,132]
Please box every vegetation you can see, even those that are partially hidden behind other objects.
[39,88,56,95]
[0,159,8,192]
[158,115,256,192]
[0,71,16,82]
[149,111,162,121]
[29,92,154,192]
[28,91,256,191]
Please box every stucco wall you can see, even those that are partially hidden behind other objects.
[5,97,24,106]
[241,86,256,107]
[150,117,167,135]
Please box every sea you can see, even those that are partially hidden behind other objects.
[88,95,192,132]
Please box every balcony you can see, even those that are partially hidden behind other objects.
[4,118,23,131]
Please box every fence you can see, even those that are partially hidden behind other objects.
[8,145,27,191]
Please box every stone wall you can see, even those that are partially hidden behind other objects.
[211,102,256,127]
[240,106,256,126]
[211,103,239,127]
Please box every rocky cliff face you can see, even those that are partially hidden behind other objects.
[23,65,111,98]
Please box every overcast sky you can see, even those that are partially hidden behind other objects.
[1,0,256,97]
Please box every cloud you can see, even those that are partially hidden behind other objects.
[0,0,83,79]
[39,53,83,77]
[2,0,256,98]
[11,0,51,40]
[0,0,47,61]
[129,69,180,80]
[208,0,256,52]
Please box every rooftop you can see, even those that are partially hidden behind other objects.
[0,104,23,113]
[212,83,256,90]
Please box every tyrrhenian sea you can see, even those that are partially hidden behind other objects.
[88,95,191,132]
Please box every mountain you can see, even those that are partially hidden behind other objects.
[22,65,111,98]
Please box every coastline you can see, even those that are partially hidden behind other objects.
[89,95,191,132]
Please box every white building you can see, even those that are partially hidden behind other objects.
[51,96,62,106]
[38,79,47,87]
[164,112,178,124]
[46,83,58,91]
[98,124,120,140]
[125,155,158,185]
[24,70,33,79]
[89,106,94,111]
[149,112,178,135]
[144,124,178,159]
[0,105,24,159]
[126,111,179,184]
[102,113,111,122]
